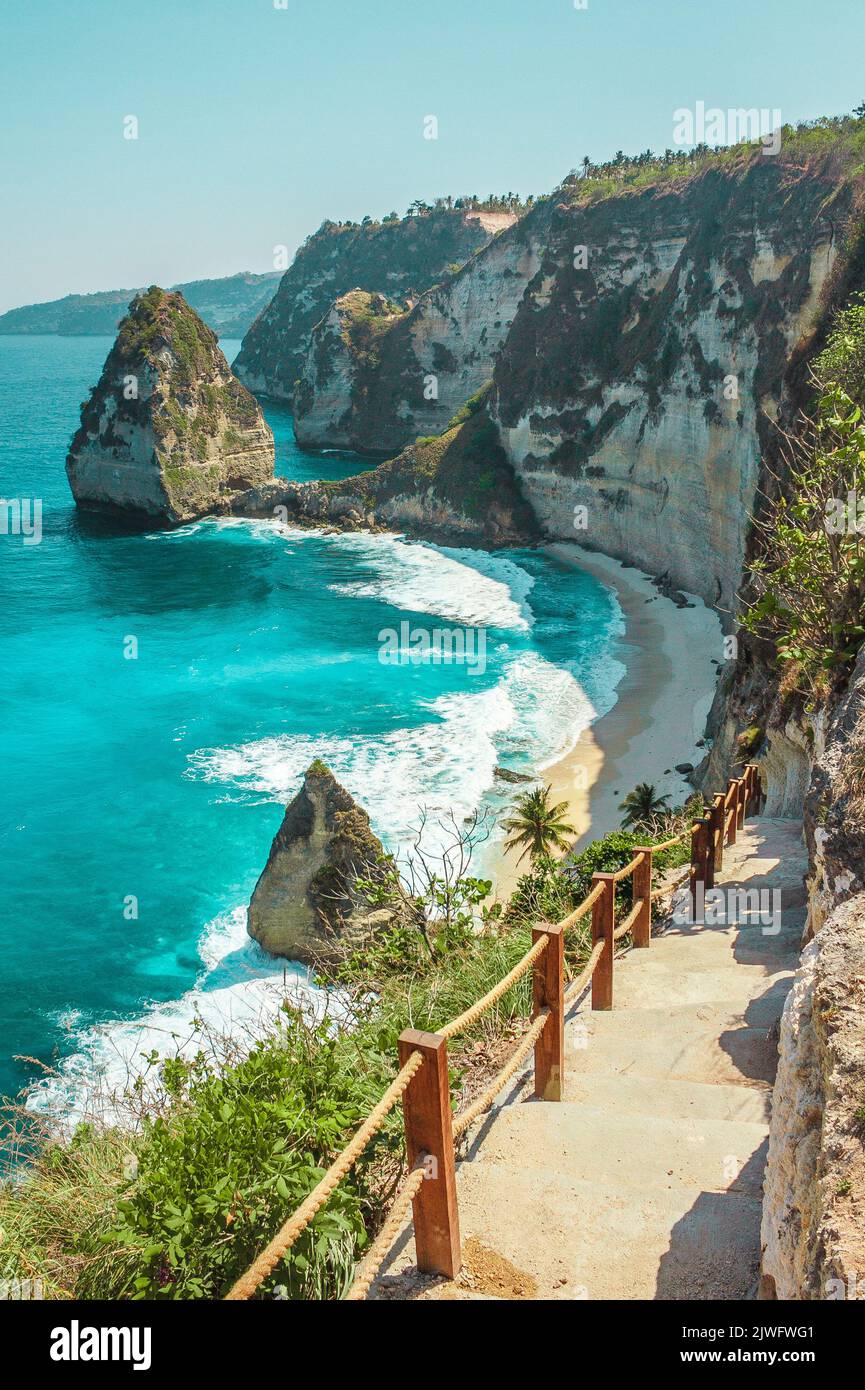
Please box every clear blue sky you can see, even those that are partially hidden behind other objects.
[1,0,862,312]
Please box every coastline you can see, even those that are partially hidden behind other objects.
[493,543,723,900]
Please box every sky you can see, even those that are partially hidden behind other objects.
[1,0,863,312]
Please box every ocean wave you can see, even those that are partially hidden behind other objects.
[326,532,534,631]
[27,909,323,1128]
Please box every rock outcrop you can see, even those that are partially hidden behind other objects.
[758,649,865,1298]
[294,290,407,450]
[761,894,865,1299]
[247,761,387,964]
[233,209,506,402]
[233,393,540,548]
[66,287,274,523]
[293,211,546,454]
[243,147,863,620]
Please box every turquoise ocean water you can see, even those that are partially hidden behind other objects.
[0,335,625,1118]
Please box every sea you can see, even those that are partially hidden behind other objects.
[0,334,625,1121]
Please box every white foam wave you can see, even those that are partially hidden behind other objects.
[27,909,325,1129]
[327,532,534,631]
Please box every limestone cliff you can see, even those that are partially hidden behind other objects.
[294,210,546,454]
[294,290,407,450]
[247,761,386,964]
[760,649,865,1299]
[491,154,853,616]
[248,147,861,621]
[233,209,505,402]
[66,287,274,523]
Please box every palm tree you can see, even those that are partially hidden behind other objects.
[502,785,575,865]
[619,783,670,829]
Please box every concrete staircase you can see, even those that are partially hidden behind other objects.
[370,818,807,1301]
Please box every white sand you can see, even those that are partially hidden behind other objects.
[494,543,724,898]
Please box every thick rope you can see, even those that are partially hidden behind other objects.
[439,934,549,1041]
[614,897,645,942]
[343,1165,427,1301]
[452,1009,550,1140]
[557,878,605,930]
[610,853,643,883]
[563,938,604,1006]
[224,1050,424,1300]
[651,831,686,852]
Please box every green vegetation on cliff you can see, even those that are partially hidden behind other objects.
[0,803,692,1301]
[744,291,865,689]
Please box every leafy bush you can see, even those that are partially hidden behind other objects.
[109,1010,388,1300]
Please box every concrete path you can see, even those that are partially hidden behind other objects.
[369,818,807,1301]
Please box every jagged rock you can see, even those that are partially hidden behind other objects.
[66,286,274,523]
[234,209,504,402]
[493,765,534,784]
[491,155,853,615]
[293,213,544,454]
[674,762,694,774]
[761,893,865,1299]
[294,290,406,449]
[247,760,387,963]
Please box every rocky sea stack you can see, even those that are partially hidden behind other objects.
[66,286,274,523]
[248,760,388,964]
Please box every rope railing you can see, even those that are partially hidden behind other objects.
[614,897,645,941]
[439,932,549,1042]
[563,937,605,1007]
[452,1009,550,1140]
[226,762,763,1301]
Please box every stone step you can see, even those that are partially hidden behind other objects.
[572,1000,780,1086]
[606,954,794,1011]
[465,1097,769,1199]
[373,1163,763,1301]
[561,1068,772,1126]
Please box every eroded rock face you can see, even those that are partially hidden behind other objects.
[247,761,386,963]
[294,290,406,449]
[66,287,274,523]
[491,159,850,614]
[233,210,503,402]
[761,894,865,1299]
[294,213,546,454]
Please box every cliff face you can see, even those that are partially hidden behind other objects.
[247,761,386,963]
[293,290,407,450]
[760,650,865,1299]
[245,152,857,618]
[294,210,546,454]
[491,158,850,615]
[233,210,504,402]
[66,287,274,523]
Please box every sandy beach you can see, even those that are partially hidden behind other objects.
[494,543,723,899]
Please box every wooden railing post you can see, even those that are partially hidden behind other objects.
[689,816,711,921]
[532,923,564,1101]
[736,775,747,830]
[632,849,653,948]
[397,1030,461,1279]
[710,793,726,875]
[591,873,616,1010]
[727,782,738,846]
